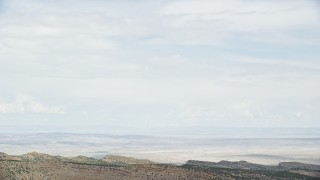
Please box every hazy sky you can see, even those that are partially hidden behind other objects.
[0,0,319,129]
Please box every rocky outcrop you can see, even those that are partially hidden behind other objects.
[279,162,320,171]
[186,159,320,171]
[186,160,284,170]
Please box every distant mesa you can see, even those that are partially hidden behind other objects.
[186,159,320,171]
[279,161,320,171]
[0,151,154,166]
[103,155,154,165]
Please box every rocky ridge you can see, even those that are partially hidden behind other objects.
[0,152,319,180]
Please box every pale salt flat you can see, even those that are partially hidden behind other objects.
[0,130,319,165]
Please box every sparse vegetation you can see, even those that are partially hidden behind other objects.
[0,152,319,180]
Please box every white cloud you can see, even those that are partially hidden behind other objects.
[161,0,319,29]
[0,95,65,114]
[156,0,320,45]
[295,112,302,118]
[0,0,319,127]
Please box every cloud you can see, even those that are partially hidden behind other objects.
[160,0,319,29]
[154,0,320,45]
[0,95,65,114]
[0,0,319,127]
[2,0,318,50]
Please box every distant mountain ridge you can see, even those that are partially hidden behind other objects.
[279,162,320,171]
[186,159,320,171]
[185,159,320,178]
[186,160,283,171]
[103,155,154,165]
[0,152,152,166]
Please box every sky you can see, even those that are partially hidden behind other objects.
[0,0,320,130]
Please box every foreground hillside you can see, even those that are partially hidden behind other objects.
[0,152,319,180]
